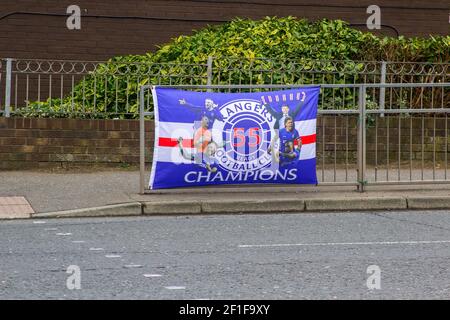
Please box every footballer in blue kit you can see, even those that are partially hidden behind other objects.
[276,116,302,166]
[179,98,224,129]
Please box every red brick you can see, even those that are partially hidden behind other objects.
[38,146,63,153]
[14,129,39,137]
[107,131,122,139]
[120,140,140,148]
[106,120,115,131]
[0,137,26,145]
[14,118,24,129]
[0,129,16,137]
[98,120,106,131]
[119,121,130,131]
[26,138,49,146]
[0,145,37,153]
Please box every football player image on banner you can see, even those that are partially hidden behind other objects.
[150,86,320,189]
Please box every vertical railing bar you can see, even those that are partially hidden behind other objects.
[321,74,325,108]
[345,115,348,182]
[409,74,414,108]
[37,74,41,104]
[342,74,346,110]
[60,75,64,101]
[332,73,336,109]
[375,116,378,182]
[420,75,424,108]
[386,114,390,181]
[26,74,29,108]
[379,61,386,117]
[431,84,435,109]
[93,75,97,114]
[398,114,401,181]
[410,116,412,181]
[146,75,151,111]
[399,75,403,110]
[433,114,436,180]
[104,75,108,114]
[334,115,337,182]
[115,77,119,114]
[4,58,12,117]
[446,113,448,180]
[71,76,75,113]
[82,77,86,112]
[389,74,393,110]
[421,115,424,180]
[14,74,18,110]
[357,85,366,192]
[137,75,142,116]
[248,60,253,93]
[322,116,325,182]
[60,74,64,112]
[49,74,52,109]
[126,76,130,113]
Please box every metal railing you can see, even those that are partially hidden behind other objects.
[1,57,448,117]
[0,58,210,117]
[139,83,450,194]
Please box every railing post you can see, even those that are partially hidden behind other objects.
[207,56,213,92]
[379,61,386,117]
[139,86,146,194]
[4,58,12,117]
[357,85,367,192]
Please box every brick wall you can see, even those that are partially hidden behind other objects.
[0,117,153,169]
[1,116,448,170]
[0,0,448,61]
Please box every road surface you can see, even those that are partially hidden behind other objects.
[1,210,450,299]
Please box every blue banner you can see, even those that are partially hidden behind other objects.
[150,87,320,189]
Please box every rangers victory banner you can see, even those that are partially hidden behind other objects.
[150,86,320,189]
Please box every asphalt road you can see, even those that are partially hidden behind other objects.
[2,210,450,299]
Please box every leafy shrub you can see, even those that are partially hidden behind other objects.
[17,17,449,118]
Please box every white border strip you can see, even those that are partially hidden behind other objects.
[149,86,160,189]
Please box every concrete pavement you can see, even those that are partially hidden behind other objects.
[2,169,450,219]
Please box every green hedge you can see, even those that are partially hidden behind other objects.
[17,17,449,118]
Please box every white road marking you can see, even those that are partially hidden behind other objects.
[33,221,46,224]
[238,240,450,248]
[89,248,104,251]
[165,286,185,290]
[56,233,72,236]
[143,274,162,278]
[124,264,143,268]
[105,254,121,258]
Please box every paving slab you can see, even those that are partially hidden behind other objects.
[0,196,34,219]
[305,197,407,212]
[407,196,450,210]
[33,202,142,218]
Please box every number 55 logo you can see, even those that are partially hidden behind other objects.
[232,128,261,148]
